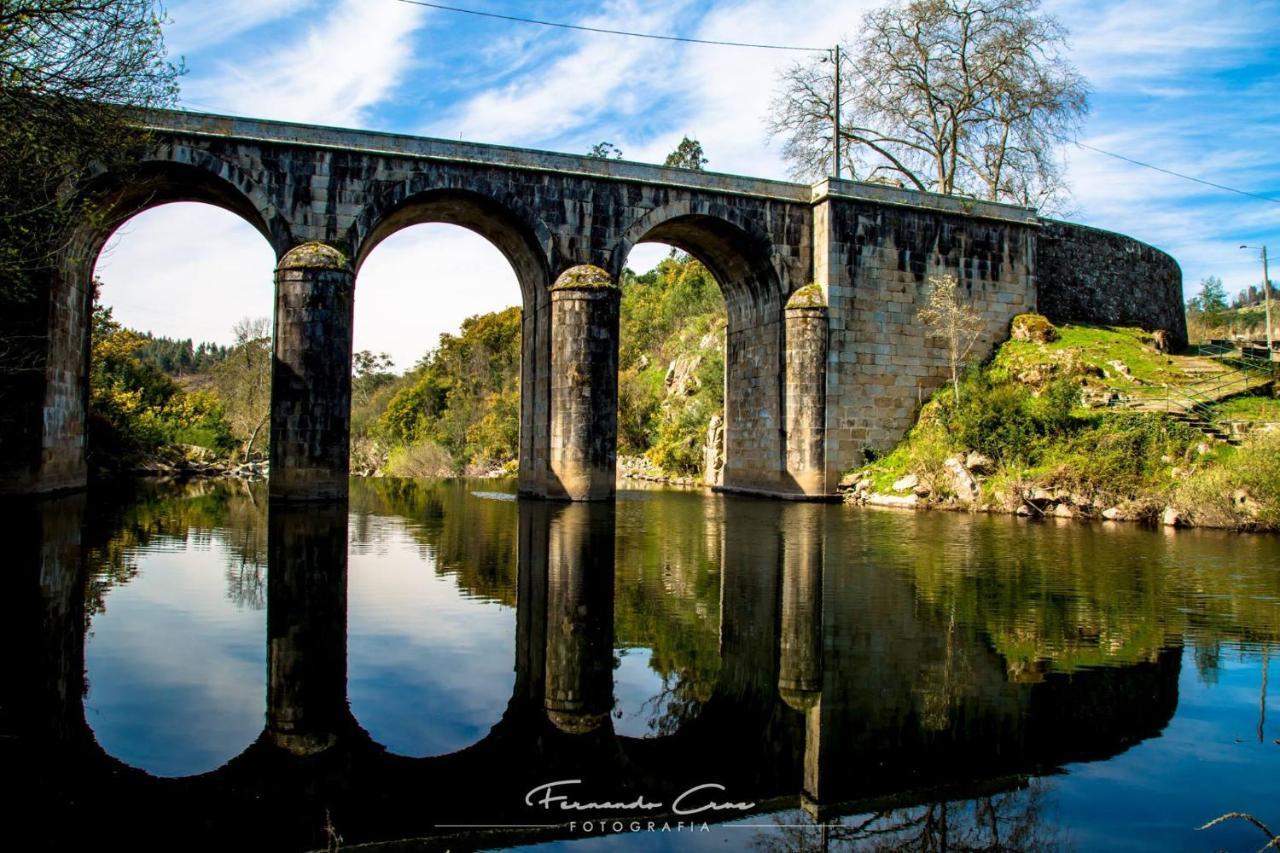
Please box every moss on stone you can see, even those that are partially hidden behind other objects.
[786,283,827,309]
[279,242,350,272]
[551,264,616,291]
[1010,312,1059,343]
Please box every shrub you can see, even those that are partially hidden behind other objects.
[385,439,454,479]
[1174,431,1280,529]
[1051,414,1195,503]
[947,379,1041,463]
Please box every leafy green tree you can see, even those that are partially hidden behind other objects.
[1,0,182,300]
[1189,275,1228,314]
[377,307,522,472]
[663,137,708,170]
[587,141,623,159]
[88,296,232,471]
[1,1,183,456]
[352,350,395,407]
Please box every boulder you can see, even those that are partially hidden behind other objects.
[1104,359,1142,384]
[1081,385,1120,408]
[944,457,979,503]
[1102,507,1124,521]
[664,354,702,397]
[1161,506,1182,527]
[964,451,995,475]
[176,443,216,463]
[1233,489,1261,518]
[1051,503,1075,518]
[1010,313,1060,344]
[892,473,919,493]
[1027,487,1055,506]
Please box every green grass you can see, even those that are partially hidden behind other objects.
[993,323,1183,389]
[844,317,1280,528]
[1211,393,1280,422]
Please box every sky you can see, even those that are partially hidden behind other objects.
[93,0,1280,372]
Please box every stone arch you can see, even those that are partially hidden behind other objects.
[4,155,284,495]
[75,152,287,261]
[615,203,785,327]
[350,185,553,304]
[616,204,791,495]
[348,186,557,496]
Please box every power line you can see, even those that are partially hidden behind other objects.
[1075,140,1280,205]
[393,0,828,52]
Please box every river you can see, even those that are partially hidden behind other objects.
[3,478,1277,851]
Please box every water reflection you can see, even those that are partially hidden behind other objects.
[83,483,267,776]
[346,482,518,757]
[267,502,350,755]
[1,480,1277,851]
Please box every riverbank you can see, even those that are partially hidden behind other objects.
[840,317,1280,532]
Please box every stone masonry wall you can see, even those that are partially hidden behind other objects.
[817,187,1037,488]
[1036,219,1187,349]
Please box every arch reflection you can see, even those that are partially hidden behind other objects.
[5,481,1247,851]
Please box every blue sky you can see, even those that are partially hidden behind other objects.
[94,0,1280,371]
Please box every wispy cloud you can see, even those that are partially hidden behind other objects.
[421,0,693,147]
[163,0,316,58]
[181,0,428,126]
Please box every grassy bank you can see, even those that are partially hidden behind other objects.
[845,317,1280,531]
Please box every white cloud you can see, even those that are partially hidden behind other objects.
[181,0,427,126]
[423,0,690,147]
[94,204,276,346]
[163,0,315,58]
[1052,0,1261,84]
[354,225,522,372]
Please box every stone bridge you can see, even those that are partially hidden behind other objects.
[0,109,1186,500]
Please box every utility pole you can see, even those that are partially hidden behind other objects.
[1241,244,1272,356]
[832,44,842,180]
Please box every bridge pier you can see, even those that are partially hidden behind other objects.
[783,287,829,497]
[269,243,355,502]
[547,266,620,501]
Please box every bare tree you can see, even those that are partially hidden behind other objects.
[918,273,984,402]
[766,0,1087,211]
[212,317,272,461]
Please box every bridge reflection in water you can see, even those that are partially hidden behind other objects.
[0,483,1198,851]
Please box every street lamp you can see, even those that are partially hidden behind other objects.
[1240,244,1272,355]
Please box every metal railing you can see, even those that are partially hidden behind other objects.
[1156,342,1277,438]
